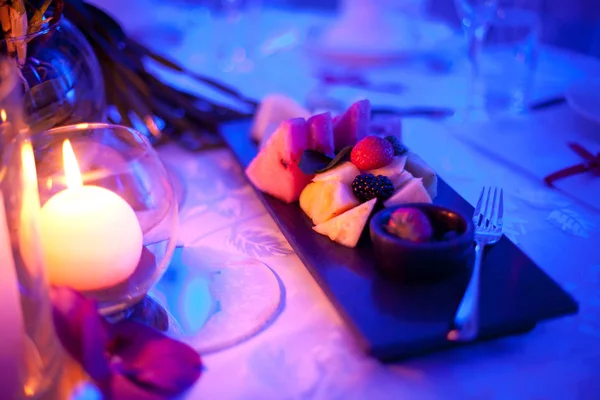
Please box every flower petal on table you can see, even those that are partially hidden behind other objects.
[107,320,203,396]
[108,373,167,400]
[50,287,111,382]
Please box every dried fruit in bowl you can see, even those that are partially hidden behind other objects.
[385,208,433,242]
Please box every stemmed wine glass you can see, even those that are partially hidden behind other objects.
[454,0,499,115]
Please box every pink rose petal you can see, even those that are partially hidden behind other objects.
[107,320,203,396]
[51,287,203,399]
[50,287,111,383]
[108,374,168,400]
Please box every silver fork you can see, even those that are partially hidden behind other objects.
[447,186,504,342]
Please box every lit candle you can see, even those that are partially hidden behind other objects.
[39,140,143,292]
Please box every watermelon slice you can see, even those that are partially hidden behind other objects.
[246,118,313,203]
[332,99,371,151]
[251,93,310,143]
[307,112,335,157]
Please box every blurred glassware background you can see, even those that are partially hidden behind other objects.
[204,0,263,72]
[455,0,542,120]
[279,0,600,58]
[125,0,600,71]
[0,16,105,133]
[98,0,600,119]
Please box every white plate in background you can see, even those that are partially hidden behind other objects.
[566,79,600,124]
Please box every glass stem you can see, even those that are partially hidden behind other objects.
[464,24,488,111]
[465,24,486,75]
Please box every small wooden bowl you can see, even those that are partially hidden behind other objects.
[370,204,474,283]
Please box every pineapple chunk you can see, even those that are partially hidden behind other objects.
[300,181,359,225]
[312,161,360,186]
[384,178,432,208]
[313,198,377,248]
[404,152,437,199]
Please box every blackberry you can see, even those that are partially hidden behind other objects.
[385,136,407,156]
[352,174,395,201]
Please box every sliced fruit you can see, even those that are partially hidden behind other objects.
[299,181,359,225]
[251,94,310,143]
[350,136,394,170]
[246,118,312,203]
[394,170,414,189]
[367,156,408,188]
[351,174,394,202]
[384,178,432,208]
[313,198,377,248]
[404,152,438,199]
[259,122,278,149]
[332,99,371,151]
[307,112,335,157]
[312,161,360,185]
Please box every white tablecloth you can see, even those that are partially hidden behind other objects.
[91,2,600,399]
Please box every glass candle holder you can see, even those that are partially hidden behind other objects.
[31,123,178,318]
[0,58,62,400]
[0,12,106,132]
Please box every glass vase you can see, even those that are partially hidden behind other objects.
[0,60,62,399]
[0,12,105,132]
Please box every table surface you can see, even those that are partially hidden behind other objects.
[86,2,600,399]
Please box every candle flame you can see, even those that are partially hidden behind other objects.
[21,140,37,183]
[63,140,83,189]
[0,109,6,123]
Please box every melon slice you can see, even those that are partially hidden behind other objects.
[384,178,432,208]
[251,94,310,143]
[393,170,414,190]
[332,99,371,151]
[367,156,408,188]
[246,118,312,203]
[259,123,279,149]
[312,161,360,186]
[300,181,359,225]
[313,198,377,248]
[404,152,438,199]
[307,112,335,157]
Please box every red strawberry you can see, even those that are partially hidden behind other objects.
[350,136,394,170]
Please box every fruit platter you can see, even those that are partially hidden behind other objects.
[220,98,578,361]
[247,99,442,250]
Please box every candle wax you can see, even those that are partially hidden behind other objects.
[40,185,143,292]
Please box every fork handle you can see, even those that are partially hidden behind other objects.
[448,242,484,342]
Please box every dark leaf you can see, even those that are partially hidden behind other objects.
[317,145,354,173]
[26,0,52,34]
[62,2,257,151]
[298,150,332,175]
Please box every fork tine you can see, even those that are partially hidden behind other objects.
[489,187,498,226]
[498,188,504,225]
[482,187,491,227]
[473,187,485,222]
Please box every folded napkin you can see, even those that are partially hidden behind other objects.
[448,107,600,212]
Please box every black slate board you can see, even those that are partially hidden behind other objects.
[220,120,579,361]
